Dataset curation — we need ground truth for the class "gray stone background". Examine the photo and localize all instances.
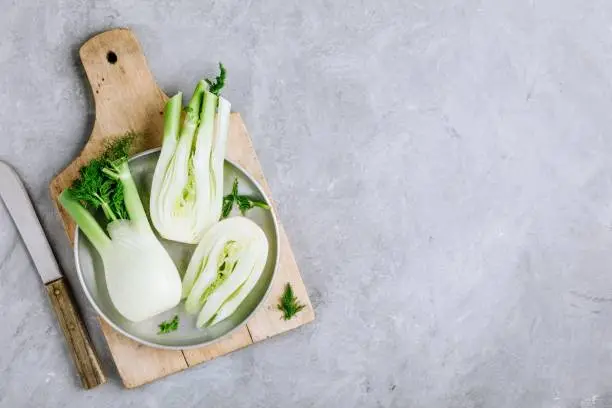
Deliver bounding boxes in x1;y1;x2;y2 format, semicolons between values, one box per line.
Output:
2;0;612;407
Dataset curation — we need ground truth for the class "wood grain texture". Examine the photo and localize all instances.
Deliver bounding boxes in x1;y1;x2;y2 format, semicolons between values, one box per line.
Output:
46;278;106;389
183;325;252;366
50;28;314;389
98;319;188;389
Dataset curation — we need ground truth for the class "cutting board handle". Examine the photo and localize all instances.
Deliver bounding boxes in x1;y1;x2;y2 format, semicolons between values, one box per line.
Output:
78;28;168;148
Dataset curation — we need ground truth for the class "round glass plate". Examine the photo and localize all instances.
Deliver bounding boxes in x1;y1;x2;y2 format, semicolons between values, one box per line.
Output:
74;148;279;349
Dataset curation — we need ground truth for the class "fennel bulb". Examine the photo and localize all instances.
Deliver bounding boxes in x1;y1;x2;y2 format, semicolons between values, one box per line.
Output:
59;139;182;322
150;66;231;243
182;217;269;327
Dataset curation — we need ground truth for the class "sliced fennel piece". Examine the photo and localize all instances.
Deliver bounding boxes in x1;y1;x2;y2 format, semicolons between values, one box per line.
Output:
60;159;182;323
150;78;231;244
182;217;269;327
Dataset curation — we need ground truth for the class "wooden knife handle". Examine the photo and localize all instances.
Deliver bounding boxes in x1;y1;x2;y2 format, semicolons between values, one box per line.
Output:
45;278;106;389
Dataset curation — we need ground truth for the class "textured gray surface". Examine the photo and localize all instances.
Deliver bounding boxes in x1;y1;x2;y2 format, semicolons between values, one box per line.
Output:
1;0;612;407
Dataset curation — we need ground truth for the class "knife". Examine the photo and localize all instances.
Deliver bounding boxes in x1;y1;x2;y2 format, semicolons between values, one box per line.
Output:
0;161;105;389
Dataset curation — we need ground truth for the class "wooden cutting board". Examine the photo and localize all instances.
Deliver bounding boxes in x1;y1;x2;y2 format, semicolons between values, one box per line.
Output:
49;28;315;388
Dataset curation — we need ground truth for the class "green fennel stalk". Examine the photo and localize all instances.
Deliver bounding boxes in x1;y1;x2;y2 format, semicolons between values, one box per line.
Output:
59;137;150;251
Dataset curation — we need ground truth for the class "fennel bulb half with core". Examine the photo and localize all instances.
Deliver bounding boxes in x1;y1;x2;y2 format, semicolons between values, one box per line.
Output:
59;138;182;322
150;65;231;244
182;216;269;328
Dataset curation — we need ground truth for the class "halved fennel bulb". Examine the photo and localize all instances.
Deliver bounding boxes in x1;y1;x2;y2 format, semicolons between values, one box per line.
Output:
150;80;231;244
182;217;269;327
60;160;182;322
102;221;182;322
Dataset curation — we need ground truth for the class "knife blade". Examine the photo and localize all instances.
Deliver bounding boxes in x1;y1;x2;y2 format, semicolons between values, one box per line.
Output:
0;162;62;283
0;161;105;389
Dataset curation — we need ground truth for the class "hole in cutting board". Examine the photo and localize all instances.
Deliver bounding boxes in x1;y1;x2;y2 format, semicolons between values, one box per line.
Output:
106;51;117;64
